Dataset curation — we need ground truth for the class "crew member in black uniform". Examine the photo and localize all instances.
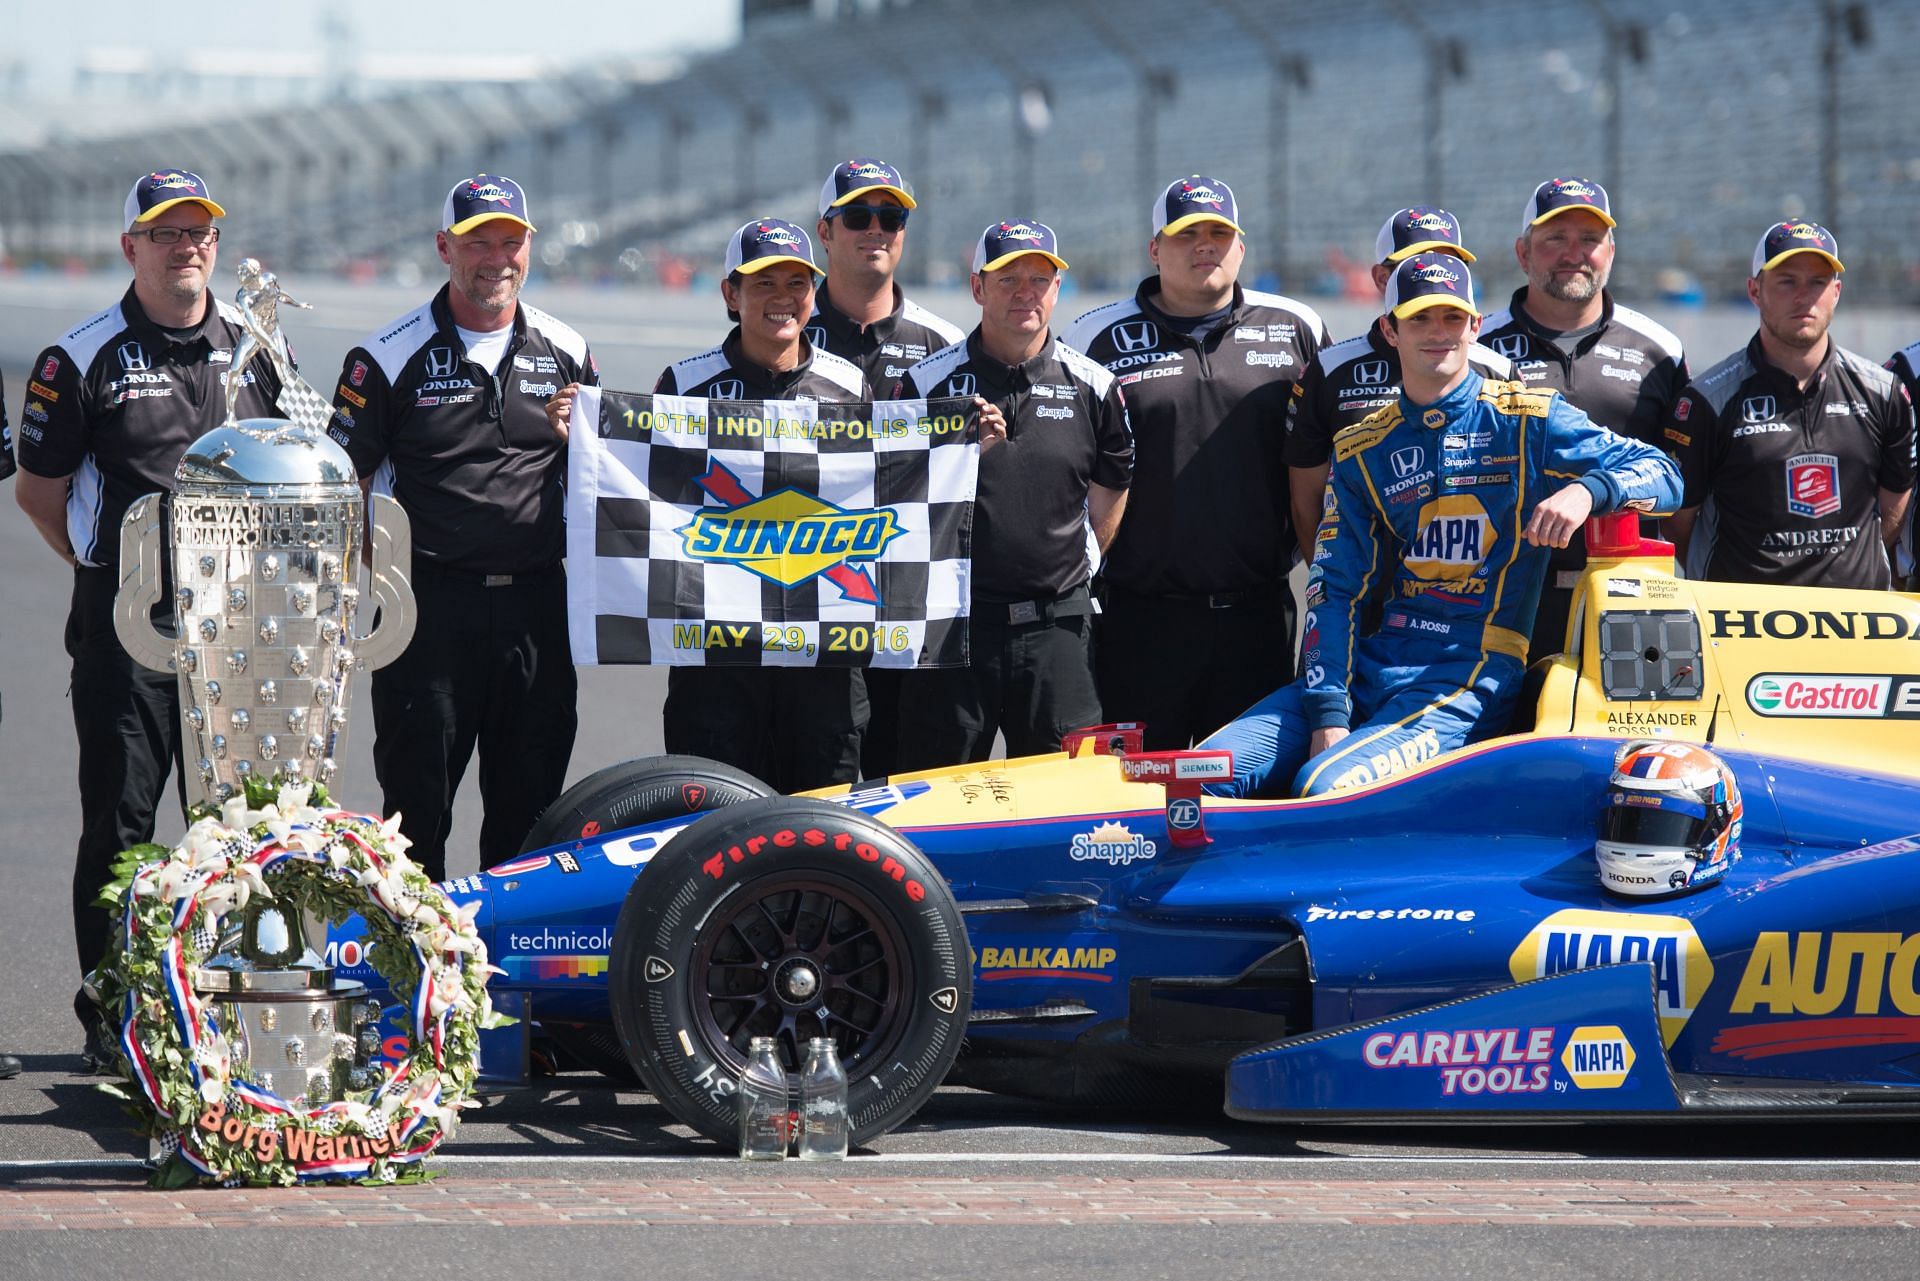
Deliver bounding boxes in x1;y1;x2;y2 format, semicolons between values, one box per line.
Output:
1065;176;1324;749
1883;338;1920;589
895;220;1133;767
1285;206;1508;564
654;218;871;792
328;175;595;881
1665;221;1914;590
1478;178;1688;657
807;159;963;778
1;375;24;1078
14;170;284;1068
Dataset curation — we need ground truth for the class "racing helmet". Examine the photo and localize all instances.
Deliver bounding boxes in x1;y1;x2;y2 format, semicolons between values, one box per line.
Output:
1595;742;1743;898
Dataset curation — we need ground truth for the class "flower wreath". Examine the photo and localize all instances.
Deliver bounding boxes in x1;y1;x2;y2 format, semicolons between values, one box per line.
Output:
92;777;500;1187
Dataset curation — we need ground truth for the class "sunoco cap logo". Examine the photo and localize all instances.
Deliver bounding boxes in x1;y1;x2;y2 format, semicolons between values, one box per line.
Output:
678;461;903;601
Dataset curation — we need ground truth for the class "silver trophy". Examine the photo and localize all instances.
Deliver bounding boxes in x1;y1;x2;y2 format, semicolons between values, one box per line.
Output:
113;260;416;808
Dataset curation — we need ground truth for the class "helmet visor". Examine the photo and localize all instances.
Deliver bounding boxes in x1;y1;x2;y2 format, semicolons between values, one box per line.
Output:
1602;792;1713;850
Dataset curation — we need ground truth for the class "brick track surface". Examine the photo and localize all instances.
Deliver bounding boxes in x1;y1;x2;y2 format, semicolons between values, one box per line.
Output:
4;1176;1920;1229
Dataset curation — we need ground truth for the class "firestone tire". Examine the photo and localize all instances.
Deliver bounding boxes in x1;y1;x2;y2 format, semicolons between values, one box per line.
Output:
518;754;773;855
517;756;773;1081
610;797;972;1149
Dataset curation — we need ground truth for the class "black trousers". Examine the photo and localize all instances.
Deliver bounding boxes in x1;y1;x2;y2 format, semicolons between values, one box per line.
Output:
663;666;867;794
858;666;903;778
67;567;187;1025
369;562;578;881
895;607;1102;771
1096;585;1297;751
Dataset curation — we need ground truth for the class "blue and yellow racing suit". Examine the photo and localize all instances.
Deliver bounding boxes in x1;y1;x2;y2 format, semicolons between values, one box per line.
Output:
1201;370;1682;797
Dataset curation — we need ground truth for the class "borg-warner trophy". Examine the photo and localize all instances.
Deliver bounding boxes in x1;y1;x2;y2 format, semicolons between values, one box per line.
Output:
111;260;417;1103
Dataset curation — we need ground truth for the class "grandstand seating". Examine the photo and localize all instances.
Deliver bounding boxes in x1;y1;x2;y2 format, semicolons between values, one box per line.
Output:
3;0;1916;301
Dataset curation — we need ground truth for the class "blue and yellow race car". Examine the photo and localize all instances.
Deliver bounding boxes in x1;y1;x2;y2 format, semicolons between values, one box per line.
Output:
331;517;1920;1146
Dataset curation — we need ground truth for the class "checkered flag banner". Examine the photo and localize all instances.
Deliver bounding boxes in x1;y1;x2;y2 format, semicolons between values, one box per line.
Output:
566;387;980;668
273;369;335;435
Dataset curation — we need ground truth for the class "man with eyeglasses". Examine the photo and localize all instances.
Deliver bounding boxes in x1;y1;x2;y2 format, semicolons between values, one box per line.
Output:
326;175;596;882
14;169;286;1071
809;159;964;778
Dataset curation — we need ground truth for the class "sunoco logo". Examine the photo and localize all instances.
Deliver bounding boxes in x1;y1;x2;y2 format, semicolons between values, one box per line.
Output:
1069;822;1158;866
1746;673;1892;717
679;462;903;600
1560;1025;1635;1089
1509;909;1712;1047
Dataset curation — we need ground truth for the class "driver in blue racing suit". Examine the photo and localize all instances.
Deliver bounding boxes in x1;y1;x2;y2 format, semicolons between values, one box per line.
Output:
1201;255;1682;798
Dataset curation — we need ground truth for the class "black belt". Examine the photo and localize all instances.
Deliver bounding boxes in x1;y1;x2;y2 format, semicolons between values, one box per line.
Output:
1108;584;1278;610
976;586;1093;624
415;559;560;588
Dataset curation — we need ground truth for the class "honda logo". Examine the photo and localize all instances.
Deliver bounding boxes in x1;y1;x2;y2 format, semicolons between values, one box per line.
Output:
1353;359;1391;386
1390;446;1424;479
1112;321;1160;353
425;347;458;378
116;342;149;372
1489;334;1529;361
709;379;746;401
804;325;827;347
943;373;976;398
1742;396;1776;424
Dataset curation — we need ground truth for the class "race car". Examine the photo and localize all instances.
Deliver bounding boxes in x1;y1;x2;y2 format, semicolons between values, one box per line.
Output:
329;515;1920;1145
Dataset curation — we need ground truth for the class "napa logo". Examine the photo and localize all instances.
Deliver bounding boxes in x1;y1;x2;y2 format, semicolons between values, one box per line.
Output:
1406;495;1497;579
1509;909;1712;1047
1560;1024;1636;1089
679;461;903;603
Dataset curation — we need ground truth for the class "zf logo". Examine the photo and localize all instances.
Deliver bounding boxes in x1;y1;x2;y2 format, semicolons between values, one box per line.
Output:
1352;359;1391;386
709;379;746;401
1742;395;1776;424
943;373;976;398
1112;321;1160;353
1489;334;1529;361
117;342;150;372
425;347;458;378
1391;446;1425;479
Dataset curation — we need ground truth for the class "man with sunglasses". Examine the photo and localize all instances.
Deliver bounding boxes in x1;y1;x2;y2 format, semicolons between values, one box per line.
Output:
327;175;596;882
809;159;964;778
14;169;286;1071
1066;176;1326;751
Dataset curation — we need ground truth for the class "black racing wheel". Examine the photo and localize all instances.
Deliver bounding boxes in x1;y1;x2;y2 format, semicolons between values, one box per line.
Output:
609;797;971;1147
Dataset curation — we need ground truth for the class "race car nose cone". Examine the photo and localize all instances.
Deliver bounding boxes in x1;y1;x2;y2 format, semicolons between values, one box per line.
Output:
776;957;821;1003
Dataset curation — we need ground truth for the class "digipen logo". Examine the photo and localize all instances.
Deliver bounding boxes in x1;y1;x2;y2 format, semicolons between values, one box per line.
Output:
709;379;746;401
942;373;976;398
1741;395;1776;425
1490;334;1529;361
117;342;150;372
1390;446;1425;479
678;461;903;602
1352;359;1391;386
1112;321;1160;354
425;347;458;378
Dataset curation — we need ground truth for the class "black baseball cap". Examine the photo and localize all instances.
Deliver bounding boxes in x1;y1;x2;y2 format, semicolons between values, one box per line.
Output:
724;218;823;276
819;158;916;216
1520;176;1615;233
1375;207;1474;264
1151;175;1242;239
1384;254;1480;319
124;170;226;228
1751;220;1844;275
443;174;536;235
972;219;1069;273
